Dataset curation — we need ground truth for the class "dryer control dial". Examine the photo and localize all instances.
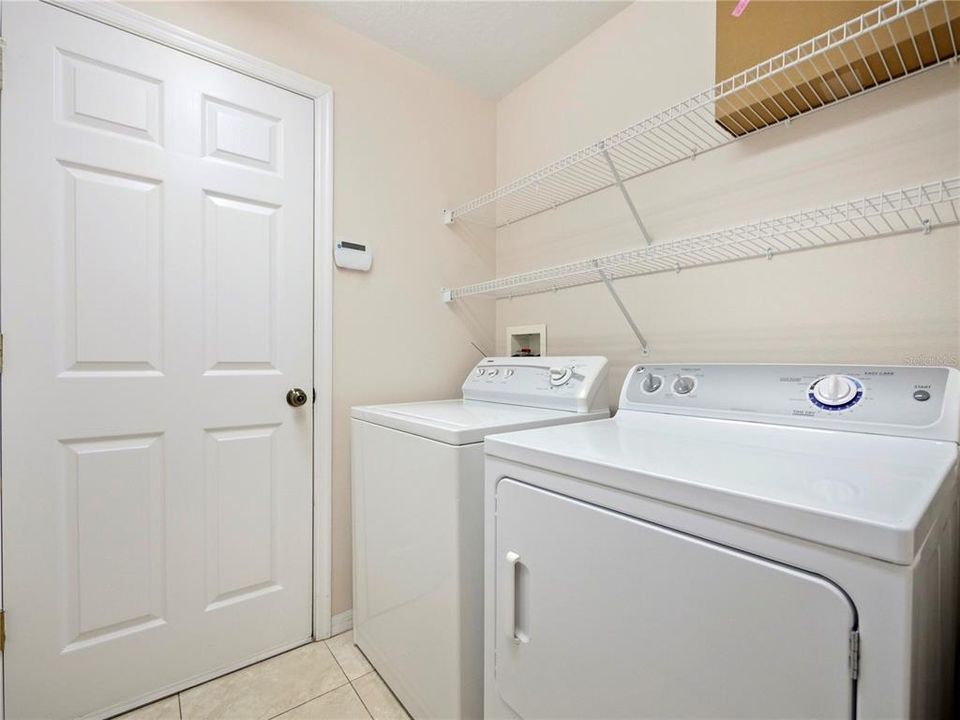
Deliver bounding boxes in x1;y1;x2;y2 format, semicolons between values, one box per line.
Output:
672;376;696;395
810;374;862;410
549;367;573;387
641;374;663;393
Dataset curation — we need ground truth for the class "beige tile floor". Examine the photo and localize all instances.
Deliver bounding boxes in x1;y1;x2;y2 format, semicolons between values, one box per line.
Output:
117;632;410;720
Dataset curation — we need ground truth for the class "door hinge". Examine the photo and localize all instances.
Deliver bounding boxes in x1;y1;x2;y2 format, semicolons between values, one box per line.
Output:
0;333;5;373
0;609;6;652
0;37;6;92
848;630;860;679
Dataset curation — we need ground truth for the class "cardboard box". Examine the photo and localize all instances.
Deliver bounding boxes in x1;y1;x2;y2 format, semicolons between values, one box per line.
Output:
715;0;960;136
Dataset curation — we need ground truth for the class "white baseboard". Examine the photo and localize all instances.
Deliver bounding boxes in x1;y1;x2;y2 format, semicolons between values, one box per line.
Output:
330;609;353;636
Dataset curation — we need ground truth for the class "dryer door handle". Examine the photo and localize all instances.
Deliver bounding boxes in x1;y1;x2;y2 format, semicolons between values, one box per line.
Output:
504;551;528;645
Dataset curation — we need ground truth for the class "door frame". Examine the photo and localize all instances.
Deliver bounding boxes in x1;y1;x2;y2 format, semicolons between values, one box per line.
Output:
1;0;336;654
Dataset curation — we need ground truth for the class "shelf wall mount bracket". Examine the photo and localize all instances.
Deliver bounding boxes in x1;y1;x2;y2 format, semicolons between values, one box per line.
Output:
595;261;649;355
602;146;653;245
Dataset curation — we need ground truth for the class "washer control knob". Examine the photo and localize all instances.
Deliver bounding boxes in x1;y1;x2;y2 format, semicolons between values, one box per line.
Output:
549;367;573;387
487;368;499;376
504;369;515;378
641;374;663;393
475;368;485;376
812;374;857;406
673;376;696;395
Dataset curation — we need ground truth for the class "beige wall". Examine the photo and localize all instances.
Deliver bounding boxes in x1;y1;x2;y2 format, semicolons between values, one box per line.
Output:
130;1;497;617
496;1;960;409
126;0;958;620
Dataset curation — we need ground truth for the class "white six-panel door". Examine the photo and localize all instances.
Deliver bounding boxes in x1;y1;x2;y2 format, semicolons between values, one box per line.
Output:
1;3;316;717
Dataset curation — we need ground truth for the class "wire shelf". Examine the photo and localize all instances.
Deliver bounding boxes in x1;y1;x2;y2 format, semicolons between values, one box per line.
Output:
442;178;960;301
443;0;960;228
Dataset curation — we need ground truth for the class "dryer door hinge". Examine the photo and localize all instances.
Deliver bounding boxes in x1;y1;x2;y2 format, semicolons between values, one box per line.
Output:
0;609;6;652
848;630;860;679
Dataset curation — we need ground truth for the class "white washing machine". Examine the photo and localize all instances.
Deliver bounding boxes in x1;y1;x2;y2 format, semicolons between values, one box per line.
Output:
483;364;960;720
351;356;610;719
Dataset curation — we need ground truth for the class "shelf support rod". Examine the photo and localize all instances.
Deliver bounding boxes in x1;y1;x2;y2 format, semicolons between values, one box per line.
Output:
602;148;653;245
595;262;649;355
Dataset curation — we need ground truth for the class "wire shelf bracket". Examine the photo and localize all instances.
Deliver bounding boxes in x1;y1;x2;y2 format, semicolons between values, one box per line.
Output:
602;146;653;244
441;178;960;326
596;262;650;354
441;0;960;229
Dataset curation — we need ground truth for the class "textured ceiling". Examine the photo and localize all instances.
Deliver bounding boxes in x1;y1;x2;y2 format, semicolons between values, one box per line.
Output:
314;1;632;98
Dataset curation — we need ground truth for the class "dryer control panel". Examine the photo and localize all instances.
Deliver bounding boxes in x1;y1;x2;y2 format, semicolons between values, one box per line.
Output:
463;356;609;414
620;364;960;441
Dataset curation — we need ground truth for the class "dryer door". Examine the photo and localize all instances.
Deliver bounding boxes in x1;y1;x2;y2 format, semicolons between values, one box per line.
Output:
493;479;857;720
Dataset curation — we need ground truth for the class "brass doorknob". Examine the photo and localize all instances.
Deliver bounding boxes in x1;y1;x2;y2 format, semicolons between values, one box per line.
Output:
286;388;308;407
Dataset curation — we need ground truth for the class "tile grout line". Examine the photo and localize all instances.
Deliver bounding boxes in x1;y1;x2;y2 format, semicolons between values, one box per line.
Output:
341;635;412;720
349;677;376;720
351;670;412;720
323;636;355;688
158;640;317;719
327;634;377;687
382;678;412;720
262;641;354;720
329;635;377;720
264;681;353;720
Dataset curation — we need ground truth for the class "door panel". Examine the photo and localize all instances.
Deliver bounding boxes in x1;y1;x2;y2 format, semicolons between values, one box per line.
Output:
58;50;164;144
1;3;315;717
204;424;281;609
203;193;280;372
63;163;163;373
202;96;281;171
494;479;856;720
64;433;166;651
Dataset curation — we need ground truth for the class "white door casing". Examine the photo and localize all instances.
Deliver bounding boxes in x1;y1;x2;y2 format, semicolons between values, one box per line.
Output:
0;2;334;718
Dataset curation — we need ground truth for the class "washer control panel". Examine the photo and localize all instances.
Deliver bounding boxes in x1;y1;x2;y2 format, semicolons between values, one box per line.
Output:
621;364;960;440
463;356;610;413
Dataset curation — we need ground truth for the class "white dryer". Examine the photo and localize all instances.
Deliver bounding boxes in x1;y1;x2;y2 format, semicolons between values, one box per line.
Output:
351;356;610;719
483;364;960;720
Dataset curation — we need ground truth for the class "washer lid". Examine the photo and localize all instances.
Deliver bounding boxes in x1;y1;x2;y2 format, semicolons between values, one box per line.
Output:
484;412;959;564
352;399;608;446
